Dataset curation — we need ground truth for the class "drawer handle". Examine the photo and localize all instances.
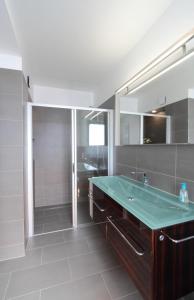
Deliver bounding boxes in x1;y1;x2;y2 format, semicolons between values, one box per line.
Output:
93;200;106;212
107;216;144;256
160;230;194;244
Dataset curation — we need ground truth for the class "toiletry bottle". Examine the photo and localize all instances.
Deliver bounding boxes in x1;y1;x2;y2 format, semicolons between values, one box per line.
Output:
143;173;149;186
179;182;189;203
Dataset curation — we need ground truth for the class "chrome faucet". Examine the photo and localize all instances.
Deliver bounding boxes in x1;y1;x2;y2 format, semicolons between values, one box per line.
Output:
131;171;149;185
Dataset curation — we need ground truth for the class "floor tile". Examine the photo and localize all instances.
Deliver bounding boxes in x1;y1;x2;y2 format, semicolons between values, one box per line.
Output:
184;292;194;299
6;259;70;299
42;240;89;263
0;249;41;274
27;231;64;249
86;236;109;251
0;273;10;300
101;266;137;299
43;221;72;233
8;291;40;300
118;292;143;300
63;225;102;242
68;248;119;280
41;273;111;300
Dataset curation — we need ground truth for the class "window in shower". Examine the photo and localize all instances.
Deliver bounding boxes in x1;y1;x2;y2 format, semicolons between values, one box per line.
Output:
89;124;105;146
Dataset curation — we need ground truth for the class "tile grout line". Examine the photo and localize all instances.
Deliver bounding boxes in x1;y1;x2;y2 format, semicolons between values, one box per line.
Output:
40;265;122;295
66;257;72;281
40;247;43;265
8;290;42;300
3;272;11;300
115;291;140;300
100;273;113;300
117;162;176;179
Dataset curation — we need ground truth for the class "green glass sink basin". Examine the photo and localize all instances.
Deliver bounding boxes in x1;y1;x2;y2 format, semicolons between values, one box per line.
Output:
89;175;194;229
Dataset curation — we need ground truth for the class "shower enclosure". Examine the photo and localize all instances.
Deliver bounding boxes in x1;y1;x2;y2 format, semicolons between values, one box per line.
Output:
27;104;113;236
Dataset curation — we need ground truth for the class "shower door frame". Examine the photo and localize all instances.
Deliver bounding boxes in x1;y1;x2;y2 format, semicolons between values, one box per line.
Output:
26;102;113;237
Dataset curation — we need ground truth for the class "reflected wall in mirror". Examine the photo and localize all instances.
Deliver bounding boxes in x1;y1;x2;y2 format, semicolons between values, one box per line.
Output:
118;48;194;145
120;112;170;145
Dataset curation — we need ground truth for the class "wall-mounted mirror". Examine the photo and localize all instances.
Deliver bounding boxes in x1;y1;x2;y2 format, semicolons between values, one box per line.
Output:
116;44;194;145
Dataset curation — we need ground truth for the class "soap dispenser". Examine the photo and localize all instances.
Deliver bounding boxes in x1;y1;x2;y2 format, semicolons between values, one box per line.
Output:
179;182;189;203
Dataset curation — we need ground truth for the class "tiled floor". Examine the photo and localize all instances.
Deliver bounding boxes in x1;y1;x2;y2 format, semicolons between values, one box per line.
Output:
0;225;193;300
34;202;91;234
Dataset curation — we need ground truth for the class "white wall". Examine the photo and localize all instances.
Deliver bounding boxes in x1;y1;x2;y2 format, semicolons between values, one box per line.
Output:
31;85;94;108
0;54;22;70
134;53;194;113
120;96;138;112
94;0;194;106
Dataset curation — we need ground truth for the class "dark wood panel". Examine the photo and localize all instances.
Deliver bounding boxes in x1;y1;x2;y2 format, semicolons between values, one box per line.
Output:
154;221;194;300
107;218;153;300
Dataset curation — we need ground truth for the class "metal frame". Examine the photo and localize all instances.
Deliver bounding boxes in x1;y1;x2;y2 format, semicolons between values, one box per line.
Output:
26;102;113;236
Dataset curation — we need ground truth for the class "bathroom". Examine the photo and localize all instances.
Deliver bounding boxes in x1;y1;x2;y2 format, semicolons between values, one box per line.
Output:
0;1;194;300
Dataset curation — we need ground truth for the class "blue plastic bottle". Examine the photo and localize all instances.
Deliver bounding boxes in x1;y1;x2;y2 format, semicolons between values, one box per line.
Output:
179;182;189;203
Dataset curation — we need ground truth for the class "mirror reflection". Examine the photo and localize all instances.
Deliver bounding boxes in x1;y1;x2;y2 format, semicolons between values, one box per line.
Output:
119;51;194;145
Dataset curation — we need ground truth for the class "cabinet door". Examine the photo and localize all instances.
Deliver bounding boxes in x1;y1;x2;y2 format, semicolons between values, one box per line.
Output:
107;216;153;300
154;222;194;300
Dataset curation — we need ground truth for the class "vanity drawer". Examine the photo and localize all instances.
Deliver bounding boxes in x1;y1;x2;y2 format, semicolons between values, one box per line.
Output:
123;210;152;251
154;221;194;300
92;186;123;224
107;216;153;300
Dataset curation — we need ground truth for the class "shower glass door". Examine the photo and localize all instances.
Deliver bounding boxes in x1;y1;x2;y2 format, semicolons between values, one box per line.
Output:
75;109;109;226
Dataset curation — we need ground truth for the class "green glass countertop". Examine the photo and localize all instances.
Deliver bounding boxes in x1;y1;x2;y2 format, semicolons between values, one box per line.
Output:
89;176;194;230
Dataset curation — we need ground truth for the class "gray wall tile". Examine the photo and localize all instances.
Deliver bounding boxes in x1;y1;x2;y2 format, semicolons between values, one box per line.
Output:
116;146;137;167
138;169;175;194
0;220;24;247
136;145;176;176
0;146;23;171
0;195;23;222
0;120;23;146
0;171;23;196
0;68;25;261
115;144;194;202
0;69;22;95
0;93;23;120
176;145;194;181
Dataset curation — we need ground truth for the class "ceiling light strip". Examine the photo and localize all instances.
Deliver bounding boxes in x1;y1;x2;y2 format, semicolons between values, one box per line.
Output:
84;111;95;119
126;49;194;95
116;29;194;94
90;111;102;120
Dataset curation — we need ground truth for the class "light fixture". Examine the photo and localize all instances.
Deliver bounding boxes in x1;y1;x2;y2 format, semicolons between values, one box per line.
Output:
127;49;194;95
84;111;94;119
90;111;102;120
152;110;157;114
116;29;194;95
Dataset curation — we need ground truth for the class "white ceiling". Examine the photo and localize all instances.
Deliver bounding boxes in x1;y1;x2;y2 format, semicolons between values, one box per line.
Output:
5;0;173;91
0;0;19;55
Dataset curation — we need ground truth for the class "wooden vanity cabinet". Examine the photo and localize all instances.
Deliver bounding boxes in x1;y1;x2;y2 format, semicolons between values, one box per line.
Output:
91;184;194;300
